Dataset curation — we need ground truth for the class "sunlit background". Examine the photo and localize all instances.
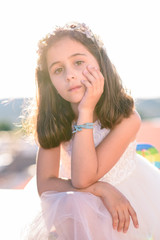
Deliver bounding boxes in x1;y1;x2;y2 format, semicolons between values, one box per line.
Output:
0;1;160;238
0;0;160;99
0;0;160;186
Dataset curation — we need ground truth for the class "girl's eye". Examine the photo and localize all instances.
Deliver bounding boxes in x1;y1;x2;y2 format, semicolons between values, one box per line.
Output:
54;68;63;75
75;61;84;66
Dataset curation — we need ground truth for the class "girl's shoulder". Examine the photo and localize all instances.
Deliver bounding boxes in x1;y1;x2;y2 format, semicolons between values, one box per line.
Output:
119;110;141;132
95;111;141;146
107;110;141;143
95;110;141;134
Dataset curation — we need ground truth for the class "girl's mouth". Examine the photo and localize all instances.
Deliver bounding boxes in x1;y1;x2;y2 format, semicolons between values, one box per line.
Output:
68;85;82;91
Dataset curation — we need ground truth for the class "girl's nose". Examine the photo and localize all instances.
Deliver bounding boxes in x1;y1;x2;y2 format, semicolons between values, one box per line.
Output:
66;69;77;81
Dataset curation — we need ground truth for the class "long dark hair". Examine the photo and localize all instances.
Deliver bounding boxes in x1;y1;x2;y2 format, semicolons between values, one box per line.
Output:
25;23;134;149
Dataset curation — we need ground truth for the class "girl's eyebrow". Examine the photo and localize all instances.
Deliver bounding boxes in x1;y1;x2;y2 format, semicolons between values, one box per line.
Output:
49;53;87;70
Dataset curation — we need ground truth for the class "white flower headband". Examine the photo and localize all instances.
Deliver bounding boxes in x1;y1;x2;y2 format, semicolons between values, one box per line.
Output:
56;22;95;42
37;22;104;70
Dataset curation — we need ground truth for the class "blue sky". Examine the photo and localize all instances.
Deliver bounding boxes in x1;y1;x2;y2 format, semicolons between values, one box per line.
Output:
0;0;160;99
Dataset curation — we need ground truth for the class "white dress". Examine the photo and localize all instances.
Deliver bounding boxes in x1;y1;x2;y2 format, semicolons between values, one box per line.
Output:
23;120;160;240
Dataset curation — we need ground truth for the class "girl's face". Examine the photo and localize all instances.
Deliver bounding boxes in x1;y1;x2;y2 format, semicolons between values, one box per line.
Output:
46;37;100;107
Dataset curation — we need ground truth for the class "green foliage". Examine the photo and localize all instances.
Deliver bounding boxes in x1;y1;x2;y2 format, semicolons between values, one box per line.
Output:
0;121;13;131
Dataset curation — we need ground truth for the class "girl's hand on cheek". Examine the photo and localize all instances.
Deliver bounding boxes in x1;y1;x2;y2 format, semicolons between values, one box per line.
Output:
78;65;104;113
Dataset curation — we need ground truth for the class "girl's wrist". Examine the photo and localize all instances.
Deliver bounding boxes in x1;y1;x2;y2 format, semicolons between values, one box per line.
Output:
89;181;107;198
78;108;94;115
77;110;94;125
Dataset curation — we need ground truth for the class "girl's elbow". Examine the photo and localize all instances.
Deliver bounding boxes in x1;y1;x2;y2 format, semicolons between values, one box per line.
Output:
71;178;84;189
71;176;95;189
37;186;45;197
37;179;49;197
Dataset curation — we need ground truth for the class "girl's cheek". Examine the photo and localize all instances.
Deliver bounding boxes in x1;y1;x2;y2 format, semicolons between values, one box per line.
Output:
50;76;58;87
81;64;88;73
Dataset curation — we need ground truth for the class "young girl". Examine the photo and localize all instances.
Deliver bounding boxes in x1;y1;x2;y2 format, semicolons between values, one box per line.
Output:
25;22;160;239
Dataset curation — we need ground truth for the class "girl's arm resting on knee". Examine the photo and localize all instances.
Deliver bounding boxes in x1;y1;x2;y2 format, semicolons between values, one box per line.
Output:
37;145;100;195
37;146;139;233
71;110;141;188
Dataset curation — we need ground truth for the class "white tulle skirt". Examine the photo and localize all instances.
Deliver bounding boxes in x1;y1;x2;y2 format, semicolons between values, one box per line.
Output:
21;154;160;240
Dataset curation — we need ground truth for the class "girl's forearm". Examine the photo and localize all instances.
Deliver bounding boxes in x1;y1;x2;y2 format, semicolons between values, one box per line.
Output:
38;176;104;197
38;176;139;233
71;111;98;188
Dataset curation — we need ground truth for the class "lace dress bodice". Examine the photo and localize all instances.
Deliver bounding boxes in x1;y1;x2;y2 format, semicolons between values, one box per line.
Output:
60;120;137;185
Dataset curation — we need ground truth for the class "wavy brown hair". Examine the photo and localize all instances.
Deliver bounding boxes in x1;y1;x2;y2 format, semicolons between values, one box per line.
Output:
25;23;134;149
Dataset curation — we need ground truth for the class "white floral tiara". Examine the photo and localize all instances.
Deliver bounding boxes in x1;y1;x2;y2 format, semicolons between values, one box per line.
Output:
55;22;95;42
37;22;104;70
38;22;103;52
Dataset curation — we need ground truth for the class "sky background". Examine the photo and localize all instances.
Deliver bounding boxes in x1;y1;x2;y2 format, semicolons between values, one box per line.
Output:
0;0;160;99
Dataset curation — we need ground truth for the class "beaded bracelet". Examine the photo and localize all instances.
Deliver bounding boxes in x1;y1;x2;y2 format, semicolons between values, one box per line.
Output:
72;123;94;133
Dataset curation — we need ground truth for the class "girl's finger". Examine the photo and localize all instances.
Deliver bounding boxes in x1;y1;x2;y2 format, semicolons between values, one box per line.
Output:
87;66;104;92
81;79;92;89
123;208;130;233
117;209;125;232
109;209;119;230
128;205;139;229
87;65;100;81
93;66;104;83
83;68;97;85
